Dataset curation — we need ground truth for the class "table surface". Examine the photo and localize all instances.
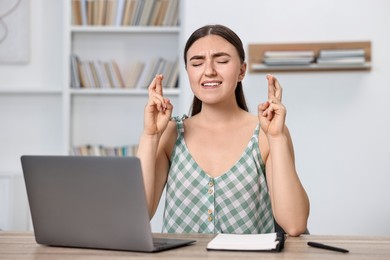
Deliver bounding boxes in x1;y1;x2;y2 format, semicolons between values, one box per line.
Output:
1;232;390;259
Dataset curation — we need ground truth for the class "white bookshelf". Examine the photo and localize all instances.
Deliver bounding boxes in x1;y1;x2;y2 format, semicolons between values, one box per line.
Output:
64;1;181;155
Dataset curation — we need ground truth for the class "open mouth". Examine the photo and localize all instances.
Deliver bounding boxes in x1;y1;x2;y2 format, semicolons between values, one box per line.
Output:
201;81;222;88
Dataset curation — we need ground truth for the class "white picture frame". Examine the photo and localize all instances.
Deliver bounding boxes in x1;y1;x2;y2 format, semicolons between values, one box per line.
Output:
0;0;29;64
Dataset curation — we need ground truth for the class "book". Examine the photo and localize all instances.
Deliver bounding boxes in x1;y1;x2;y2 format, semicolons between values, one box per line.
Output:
70;54;81;88
72;0;82;25
131;0;145;25
316;56;366;66
101;62;113;87
319;48;365;58
122;0;137;25
70;144;139;156
80;0;88;25
263;50;315;58
114;0;126;26
148;0;161;25
125;61;145;88
105;0;117;25
80;61;95;87
138;0;156;25
162;0;178;26
95;0;107;25
96;60;111;88
165;58;178;88
106;60;125;88
86;0;94;25
206;232;285;252
263;56;314;66
262;50;315;66
89;61;101;87
137;57;162;88
155;0;169;25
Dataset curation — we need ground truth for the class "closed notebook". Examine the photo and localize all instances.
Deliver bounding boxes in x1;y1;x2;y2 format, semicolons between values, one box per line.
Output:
206;232;285;252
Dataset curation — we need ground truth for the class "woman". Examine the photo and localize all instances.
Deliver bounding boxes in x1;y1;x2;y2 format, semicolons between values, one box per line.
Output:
137;24;309;236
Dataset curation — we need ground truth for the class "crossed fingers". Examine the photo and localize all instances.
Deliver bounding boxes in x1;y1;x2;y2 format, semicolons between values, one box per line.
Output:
267;74;282;102
148;74;168;112
260;74;285;120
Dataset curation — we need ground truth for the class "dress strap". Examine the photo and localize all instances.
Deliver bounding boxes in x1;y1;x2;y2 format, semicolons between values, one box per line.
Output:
171;115;188;136
254;123;260;136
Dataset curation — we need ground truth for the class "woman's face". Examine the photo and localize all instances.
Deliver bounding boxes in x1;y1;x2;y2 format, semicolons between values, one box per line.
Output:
186;35;246;106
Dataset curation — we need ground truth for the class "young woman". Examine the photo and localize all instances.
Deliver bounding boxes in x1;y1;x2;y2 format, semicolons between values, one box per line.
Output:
137;24;309;236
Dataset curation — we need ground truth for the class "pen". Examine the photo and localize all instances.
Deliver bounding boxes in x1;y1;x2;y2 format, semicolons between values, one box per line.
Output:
307;241;349;253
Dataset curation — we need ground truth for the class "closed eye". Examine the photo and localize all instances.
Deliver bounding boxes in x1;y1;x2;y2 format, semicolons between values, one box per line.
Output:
191;62;203;67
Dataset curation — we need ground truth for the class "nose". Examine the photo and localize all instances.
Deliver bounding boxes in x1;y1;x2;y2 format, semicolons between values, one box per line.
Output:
204;60;217;77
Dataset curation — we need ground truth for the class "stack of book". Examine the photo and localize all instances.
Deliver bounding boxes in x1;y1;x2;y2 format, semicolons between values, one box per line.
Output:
70;54;178;89
70;144;139;156
137;57;179;89
316;49;366;66
71;0;180;26
262;50;315;66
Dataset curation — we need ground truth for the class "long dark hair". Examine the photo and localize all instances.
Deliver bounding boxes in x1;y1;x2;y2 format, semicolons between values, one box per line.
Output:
183;24;248;116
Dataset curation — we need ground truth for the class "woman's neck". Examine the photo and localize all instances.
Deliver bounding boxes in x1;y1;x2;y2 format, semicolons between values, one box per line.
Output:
195;100;248;127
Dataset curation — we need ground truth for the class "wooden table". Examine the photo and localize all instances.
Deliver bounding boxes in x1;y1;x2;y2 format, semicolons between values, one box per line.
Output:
1;232;390;259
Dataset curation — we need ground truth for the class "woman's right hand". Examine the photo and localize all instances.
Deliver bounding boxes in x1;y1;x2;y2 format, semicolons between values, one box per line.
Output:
144;74;173;136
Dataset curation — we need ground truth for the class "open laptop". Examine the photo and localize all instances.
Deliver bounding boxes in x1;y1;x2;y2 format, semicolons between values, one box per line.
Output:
21;155;195;252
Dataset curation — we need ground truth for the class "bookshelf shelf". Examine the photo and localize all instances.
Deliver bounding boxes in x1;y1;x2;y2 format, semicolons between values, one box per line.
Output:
70;88;180;96
0;89;62;95
71;26;180;33
248;41;371;73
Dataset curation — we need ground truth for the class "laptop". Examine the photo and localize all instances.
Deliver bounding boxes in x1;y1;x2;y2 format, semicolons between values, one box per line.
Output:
21;155;195;252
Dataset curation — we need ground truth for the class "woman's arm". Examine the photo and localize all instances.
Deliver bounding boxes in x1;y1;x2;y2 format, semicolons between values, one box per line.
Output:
258;75;310;236
263;127;309;236
136;75;173;218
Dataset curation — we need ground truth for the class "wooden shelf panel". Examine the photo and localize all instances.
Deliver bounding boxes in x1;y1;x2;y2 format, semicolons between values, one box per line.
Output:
251;62;371;72
248;41;371;72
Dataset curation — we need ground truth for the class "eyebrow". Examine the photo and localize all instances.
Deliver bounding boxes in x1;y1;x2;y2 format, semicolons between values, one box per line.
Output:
189;52;231;61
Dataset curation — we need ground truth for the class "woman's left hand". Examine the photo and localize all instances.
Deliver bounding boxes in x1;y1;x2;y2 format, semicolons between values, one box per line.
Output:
258;74;287;138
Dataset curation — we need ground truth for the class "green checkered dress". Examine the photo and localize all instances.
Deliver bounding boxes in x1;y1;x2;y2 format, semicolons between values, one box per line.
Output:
162;116;275;234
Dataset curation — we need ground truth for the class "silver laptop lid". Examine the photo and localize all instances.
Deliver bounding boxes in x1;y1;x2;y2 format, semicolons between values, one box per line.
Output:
21;155;155;251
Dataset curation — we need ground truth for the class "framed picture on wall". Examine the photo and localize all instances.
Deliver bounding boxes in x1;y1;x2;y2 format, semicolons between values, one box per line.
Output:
0;0;29;64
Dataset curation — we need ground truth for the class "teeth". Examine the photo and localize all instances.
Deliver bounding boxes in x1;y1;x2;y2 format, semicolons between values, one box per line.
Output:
203;82;220;86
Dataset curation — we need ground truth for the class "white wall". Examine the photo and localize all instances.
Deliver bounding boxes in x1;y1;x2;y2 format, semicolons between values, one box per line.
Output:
176;0;390;235
0;0;63;231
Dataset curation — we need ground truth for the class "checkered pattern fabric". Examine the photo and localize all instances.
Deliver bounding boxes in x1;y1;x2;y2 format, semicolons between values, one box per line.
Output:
162;116;275;234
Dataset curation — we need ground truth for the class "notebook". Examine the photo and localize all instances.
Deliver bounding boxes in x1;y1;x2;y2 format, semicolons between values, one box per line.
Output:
21;155;195;252
207;232;285;252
